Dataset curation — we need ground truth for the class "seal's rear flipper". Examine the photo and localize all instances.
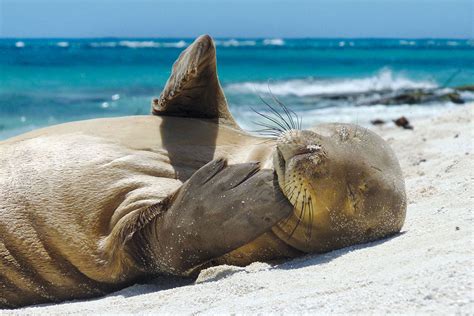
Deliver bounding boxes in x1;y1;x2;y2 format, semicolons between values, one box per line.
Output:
151;35;239;128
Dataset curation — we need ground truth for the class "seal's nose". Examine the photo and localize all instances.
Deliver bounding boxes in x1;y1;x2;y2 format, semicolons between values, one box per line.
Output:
276;129;328;163
276;130;303;162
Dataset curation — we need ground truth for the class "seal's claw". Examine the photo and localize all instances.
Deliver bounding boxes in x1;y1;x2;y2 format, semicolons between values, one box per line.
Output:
191;157;227;185
211;161;261;190
152;160;292;275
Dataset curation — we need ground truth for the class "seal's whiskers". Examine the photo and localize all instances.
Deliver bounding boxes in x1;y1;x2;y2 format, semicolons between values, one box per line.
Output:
288;190;306;239
250;90;302;138
305;197;314;241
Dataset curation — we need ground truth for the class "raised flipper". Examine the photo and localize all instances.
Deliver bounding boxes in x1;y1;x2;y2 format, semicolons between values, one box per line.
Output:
151;35;239;128
127;159;293;276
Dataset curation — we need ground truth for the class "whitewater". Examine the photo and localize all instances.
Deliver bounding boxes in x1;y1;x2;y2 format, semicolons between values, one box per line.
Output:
1;38;473;138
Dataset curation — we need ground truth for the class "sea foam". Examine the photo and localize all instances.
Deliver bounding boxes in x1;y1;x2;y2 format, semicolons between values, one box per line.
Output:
234;102;457;131
263;38;285;46
161;40;187;48
214;39;257;47
57;42;69;48
89;41;188;48
119;41;160;48
225;69;437;97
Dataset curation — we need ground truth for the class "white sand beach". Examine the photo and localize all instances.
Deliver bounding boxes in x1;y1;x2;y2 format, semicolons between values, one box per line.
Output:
4;104;473;315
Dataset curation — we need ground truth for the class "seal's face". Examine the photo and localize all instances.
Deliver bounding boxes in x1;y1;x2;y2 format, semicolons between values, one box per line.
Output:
272;127;406;253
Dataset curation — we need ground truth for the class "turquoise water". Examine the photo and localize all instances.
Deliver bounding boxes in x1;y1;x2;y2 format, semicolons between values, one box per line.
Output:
1;38;473;138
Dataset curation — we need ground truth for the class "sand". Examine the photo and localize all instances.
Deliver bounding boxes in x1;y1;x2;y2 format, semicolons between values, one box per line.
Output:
3;104;473;315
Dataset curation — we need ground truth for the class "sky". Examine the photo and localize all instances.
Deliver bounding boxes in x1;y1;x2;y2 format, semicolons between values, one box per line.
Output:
0;0;472;39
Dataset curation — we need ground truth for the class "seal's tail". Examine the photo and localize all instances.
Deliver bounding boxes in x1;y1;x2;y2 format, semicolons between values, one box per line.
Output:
151;35;238;128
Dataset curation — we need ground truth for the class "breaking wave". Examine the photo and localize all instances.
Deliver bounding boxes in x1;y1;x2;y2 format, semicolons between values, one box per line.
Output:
225;69;437;97
57;41;69;48
6;38;473;50
263;38;285;46
214;39;257;47
89;40;188;48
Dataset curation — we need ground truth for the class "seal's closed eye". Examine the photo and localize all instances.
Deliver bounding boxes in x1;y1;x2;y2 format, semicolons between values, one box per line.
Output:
271;125;406;253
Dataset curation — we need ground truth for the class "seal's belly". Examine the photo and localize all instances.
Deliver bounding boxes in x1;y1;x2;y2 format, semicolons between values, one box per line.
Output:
0;133;183;307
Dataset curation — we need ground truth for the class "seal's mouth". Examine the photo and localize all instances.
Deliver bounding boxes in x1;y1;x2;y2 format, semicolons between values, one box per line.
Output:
274;142;320;192
272;144;318;245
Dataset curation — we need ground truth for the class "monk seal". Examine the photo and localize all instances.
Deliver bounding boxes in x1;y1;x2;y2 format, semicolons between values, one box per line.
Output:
0;35;406;308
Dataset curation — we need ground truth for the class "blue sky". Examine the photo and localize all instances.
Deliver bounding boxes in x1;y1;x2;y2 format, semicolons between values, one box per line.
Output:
1;0;472;38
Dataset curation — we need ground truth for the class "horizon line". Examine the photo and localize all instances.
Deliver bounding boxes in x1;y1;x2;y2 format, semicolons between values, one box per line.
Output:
0;36;472;40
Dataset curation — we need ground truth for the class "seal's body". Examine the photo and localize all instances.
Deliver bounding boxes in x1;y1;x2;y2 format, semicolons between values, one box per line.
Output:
0;35;406;308
0;116;287;307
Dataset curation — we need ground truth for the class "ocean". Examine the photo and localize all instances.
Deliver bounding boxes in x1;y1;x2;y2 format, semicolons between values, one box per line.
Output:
0;38;473;139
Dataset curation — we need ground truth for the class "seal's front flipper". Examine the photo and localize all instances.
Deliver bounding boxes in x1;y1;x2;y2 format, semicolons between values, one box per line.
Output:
151;159;293;275
151;35;238;128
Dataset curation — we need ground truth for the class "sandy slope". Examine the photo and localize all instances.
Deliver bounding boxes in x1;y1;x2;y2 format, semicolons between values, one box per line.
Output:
5;104;473;315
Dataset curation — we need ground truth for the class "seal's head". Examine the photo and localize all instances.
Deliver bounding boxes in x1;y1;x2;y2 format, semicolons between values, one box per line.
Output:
272;125;406;253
